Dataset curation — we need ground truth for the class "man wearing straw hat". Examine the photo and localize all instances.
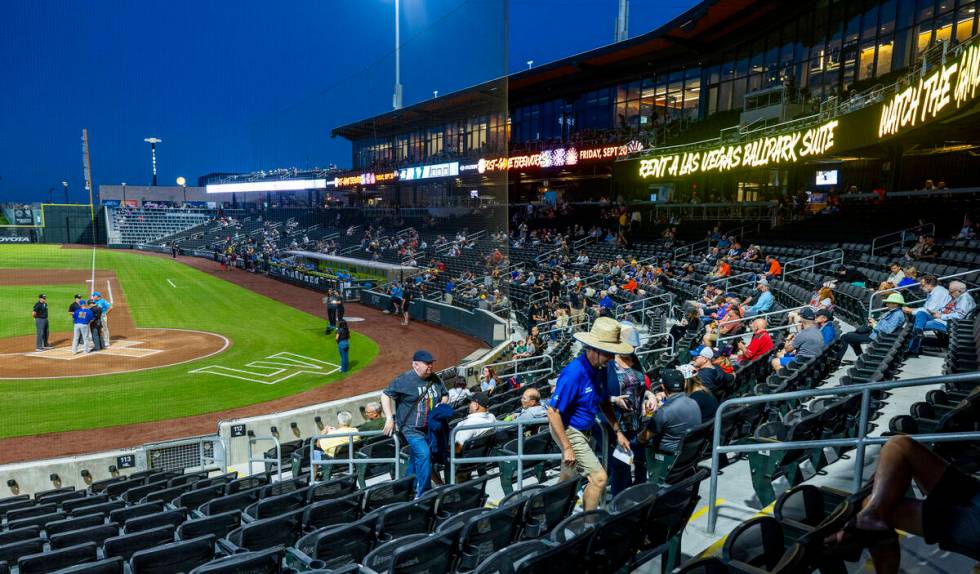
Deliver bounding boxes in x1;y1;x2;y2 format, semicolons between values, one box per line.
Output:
547;316;634;510
836;292;907;360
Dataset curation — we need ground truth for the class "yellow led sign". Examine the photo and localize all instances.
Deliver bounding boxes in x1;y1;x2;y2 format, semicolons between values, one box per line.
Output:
879;40;980;138
637;120;839;179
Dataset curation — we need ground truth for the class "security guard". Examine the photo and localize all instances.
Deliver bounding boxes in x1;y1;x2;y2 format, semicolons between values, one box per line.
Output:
32;294;49;351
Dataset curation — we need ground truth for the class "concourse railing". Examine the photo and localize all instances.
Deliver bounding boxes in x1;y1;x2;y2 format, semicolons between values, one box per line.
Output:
706;371;980;534
870;222;935;256
483;354;555;380
307;430;402;482
715;304;811;345
246;435;283;484
781;248;844;278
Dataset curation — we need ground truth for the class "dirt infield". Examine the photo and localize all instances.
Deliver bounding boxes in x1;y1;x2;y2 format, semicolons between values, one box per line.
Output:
0;270;228;378
0;253;484;464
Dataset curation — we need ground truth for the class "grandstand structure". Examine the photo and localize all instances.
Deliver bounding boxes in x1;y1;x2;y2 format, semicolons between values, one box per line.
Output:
3;0;980;573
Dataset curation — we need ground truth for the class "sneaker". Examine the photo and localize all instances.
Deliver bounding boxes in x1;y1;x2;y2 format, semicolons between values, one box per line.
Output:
35;348;43;352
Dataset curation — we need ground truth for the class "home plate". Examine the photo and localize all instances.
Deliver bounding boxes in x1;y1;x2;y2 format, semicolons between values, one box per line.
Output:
28;340;163;360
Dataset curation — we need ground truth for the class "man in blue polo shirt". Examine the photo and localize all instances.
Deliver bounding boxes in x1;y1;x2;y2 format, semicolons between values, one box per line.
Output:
548;317;633;510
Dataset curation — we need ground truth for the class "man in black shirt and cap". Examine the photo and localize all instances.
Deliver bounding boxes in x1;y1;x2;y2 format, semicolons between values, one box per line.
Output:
68;294;83;350
381;350;448;498
32;294;49;352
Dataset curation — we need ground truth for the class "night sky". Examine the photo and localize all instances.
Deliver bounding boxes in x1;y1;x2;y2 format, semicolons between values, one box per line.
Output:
0;0;698;202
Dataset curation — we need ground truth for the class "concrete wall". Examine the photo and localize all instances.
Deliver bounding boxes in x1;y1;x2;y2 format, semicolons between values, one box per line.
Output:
99;185;236;205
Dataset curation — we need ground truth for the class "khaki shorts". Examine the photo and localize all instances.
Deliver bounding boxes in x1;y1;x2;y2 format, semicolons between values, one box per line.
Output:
551;426;603;478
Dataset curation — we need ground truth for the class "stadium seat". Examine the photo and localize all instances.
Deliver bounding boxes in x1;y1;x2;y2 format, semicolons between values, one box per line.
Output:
103;525;177;561
187;547;283;574
302;492;362;531
470;540;550;574
18;541;98;574
49;523;120;549
289;521;374;571
219;509;302;552
49;556;125;574
128;535;215;574
175;510;241;541
122;508;187;533
515;479;580;539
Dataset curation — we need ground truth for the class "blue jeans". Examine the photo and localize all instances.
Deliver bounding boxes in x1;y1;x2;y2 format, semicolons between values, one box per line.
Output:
908;311;947;353
338;340;349;372
402;429;431;498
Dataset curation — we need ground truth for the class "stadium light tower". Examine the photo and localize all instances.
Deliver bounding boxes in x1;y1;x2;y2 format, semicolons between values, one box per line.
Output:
61;180;69;204
144;137;162;186
177;176;187;204
392;0;403;109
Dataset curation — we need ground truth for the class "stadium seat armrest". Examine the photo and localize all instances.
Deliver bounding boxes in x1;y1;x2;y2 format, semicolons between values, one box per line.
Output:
283;547;316;570
214;537;238;555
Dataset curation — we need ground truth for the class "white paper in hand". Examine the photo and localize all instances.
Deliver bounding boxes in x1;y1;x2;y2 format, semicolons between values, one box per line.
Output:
612;445;633;466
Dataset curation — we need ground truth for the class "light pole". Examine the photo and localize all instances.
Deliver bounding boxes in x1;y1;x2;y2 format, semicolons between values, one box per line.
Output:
61;181;69;204
392;0;403;109
121;182;127;206
177;176;187;205
48;187;54;204
144;137;162;186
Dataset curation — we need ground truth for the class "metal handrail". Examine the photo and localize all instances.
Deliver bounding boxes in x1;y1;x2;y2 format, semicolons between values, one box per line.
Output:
484;354;554;376
307;430;402;482
448;418;610;490
247;435;283;484
706;371;980;533
718;322;798;344
865;268;980;320
782;248;844;277
635;333;675;357
870;223;935;256
613;293;673;315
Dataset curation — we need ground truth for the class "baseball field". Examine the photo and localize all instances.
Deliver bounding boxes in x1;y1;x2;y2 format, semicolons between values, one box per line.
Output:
0;244;379;440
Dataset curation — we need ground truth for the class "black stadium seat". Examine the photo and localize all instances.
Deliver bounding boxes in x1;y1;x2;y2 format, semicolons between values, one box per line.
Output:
49;523;120;550
129;535;215;574
188;547;284;574
18;541;98;574
103;525;177;561
176;510;241;541
48;556;125;574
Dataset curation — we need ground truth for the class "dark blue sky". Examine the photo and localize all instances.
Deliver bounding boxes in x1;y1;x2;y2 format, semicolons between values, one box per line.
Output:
0;0;698;202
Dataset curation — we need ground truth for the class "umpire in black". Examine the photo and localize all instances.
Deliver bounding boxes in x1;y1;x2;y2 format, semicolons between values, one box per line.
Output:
33;294;49;352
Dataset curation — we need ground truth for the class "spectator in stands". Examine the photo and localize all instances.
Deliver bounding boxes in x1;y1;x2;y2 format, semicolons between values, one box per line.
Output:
606;324;652;495
357;402;385;432
743;283;774;317
836;264;868;287
598;290;615;315
824;435;980;567
547;317;633;511
772;308;825;371
382;350;448;498
816;309;838;345
506;388;548;421
765;255;782;278
692;347;733;394
898;266;919;288
902;275;951;350
907;235;940;260
907;280;976;355
677;364;717;423
836;293;907;360
447;377;472;406
736;318;774;365
638;368;701;457
479;367;499;395
886;262;906;286
453;392;497;453
316;411;359;456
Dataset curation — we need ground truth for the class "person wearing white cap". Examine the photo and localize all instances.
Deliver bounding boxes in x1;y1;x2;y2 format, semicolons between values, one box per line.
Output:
547;317;634;511
691;346;733;395
677;363;718;423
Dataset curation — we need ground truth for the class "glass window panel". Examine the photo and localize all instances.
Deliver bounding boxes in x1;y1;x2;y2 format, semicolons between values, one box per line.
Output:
862;4;879;41
935;11;953;43
880;0;897;35
858;40;876;80
937;0;953;15
684;75;700;119
718;80;732;112
917;0;935;22
956;5;975;42
917;19;935;55
732;77;747;109
707;85;719;116
876;32;895;75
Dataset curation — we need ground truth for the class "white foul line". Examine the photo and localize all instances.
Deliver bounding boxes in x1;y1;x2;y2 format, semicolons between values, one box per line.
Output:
167;279;177;288
106;279;114;304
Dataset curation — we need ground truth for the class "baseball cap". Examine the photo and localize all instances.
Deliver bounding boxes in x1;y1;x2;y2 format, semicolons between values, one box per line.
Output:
74;294;82;299
815;309;833;320
661;369;686;392
698;347;715;360
87;299;96;305
412;350;435;363
92;291;102;297
38;293;46;298
470;392;491;409
799;308;816;321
